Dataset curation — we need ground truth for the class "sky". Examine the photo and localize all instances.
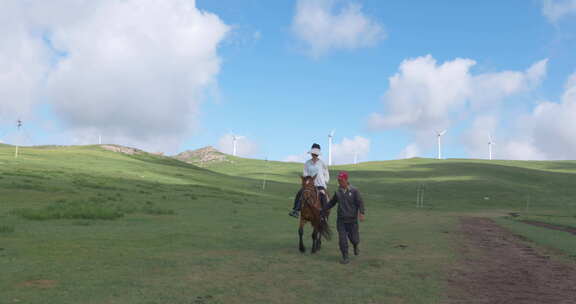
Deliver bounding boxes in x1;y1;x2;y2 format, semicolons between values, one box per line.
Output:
1;0;576;163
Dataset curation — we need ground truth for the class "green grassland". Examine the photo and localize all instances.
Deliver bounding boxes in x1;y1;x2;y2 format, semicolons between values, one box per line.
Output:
1;144;576;303
496;218;576;259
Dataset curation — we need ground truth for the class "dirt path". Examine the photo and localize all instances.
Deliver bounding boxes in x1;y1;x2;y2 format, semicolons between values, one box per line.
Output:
447;217;576;304
521;220;576;235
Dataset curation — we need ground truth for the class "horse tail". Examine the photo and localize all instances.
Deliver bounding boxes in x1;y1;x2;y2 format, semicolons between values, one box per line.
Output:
318;218;332;241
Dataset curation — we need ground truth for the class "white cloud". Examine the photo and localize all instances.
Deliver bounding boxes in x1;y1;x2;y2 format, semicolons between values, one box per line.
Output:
521;72;576;159
461;115;499;159
500;140;548;160
398;143;420;159
478;71;576;161
368;55;475;131
0;1;52;122
542;0;576;23
291;0;385;57
369;55;548;132
0;0;229;153
470;59;548;110
217;134;258;157
283;153;308;163
368;55;547;158
332;136;370;164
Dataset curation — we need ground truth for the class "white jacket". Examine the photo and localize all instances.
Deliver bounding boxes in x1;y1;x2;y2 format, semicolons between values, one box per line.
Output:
303;158;330;189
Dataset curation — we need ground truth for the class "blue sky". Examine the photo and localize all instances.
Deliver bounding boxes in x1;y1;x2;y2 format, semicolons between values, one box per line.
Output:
1;0;576;163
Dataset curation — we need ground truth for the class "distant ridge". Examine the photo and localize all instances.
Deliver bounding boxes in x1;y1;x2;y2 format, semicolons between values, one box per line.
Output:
174;146;230;166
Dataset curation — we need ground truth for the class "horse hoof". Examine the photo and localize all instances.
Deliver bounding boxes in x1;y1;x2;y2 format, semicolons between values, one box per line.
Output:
299;247;306;253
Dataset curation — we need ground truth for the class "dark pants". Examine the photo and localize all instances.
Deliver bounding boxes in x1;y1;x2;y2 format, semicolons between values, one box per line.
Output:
337;218;359;256
292;186;327;212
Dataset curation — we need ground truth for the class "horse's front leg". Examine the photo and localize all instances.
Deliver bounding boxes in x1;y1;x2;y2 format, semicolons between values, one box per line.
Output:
298;221;305;253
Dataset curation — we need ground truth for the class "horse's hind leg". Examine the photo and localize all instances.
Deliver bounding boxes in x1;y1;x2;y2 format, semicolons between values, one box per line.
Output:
311;230;319;254
298;222;305;253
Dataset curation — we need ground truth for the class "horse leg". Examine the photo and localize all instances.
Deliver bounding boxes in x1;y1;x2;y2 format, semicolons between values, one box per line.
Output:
311;229;319;254
298;220;305;253
311;230;316;253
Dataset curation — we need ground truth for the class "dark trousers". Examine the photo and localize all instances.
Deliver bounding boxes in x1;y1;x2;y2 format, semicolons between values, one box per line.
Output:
337;218;359;256
292;187;327;211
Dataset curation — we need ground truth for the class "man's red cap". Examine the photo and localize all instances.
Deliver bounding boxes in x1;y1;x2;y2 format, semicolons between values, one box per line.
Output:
337;171;349;180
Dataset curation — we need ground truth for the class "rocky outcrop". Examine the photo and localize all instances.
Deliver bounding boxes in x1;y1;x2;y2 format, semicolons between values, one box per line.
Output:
100;144;144;155
174;146;229;165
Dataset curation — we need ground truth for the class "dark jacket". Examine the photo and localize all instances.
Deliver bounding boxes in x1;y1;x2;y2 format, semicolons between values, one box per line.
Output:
327;185;365;222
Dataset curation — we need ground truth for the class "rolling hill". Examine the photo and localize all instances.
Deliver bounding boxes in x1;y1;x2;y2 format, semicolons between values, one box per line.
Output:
1;144;575;303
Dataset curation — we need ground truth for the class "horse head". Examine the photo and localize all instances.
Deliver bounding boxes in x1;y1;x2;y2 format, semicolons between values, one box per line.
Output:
301;174;317;189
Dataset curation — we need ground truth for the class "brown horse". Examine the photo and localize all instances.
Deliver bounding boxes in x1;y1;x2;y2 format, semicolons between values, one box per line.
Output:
298;175;331;253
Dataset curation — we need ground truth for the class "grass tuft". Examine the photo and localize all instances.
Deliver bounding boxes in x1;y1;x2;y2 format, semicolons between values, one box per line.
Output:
141;201;175;215
13;199;124;220
0;224;15;233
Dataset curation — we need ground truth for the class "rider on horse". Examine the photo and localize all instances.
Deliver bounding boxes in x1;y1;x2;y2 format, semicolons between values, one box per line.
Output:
289;143;330;218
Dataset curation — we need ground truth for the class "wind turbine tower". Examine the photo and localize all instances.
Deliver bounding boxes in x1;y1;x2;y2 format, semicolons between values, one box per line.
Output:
232;135;238;157
15;119;22;158
328;130;334;166
488;134;495;160
435;130;447;160
231;133;245;157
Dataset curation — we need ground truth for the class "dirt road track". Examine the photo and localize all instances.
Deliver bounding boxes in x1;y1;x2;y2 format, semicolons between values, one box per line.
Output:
521;220;576;235
446;217;576;304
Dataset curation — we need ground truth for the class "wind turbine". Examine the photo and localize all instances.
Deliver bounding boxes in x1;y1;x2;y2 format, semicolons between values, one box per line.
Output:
434;129;447;160
488;134;495;160
15;119;22;158
232;135;238;156
231;133;245;157
328;129;335;166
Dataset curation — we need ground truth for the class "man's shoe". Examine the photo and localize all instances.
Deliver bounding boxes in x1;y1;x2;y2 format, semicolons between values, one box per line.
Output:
353;245;359;256
340;255;350;264
288;210;299;218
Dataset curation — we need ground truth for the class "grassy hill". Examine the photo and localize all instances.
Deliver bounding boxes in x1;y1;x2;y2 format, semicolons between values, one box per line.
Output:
207;155;576;213
1;144;575;303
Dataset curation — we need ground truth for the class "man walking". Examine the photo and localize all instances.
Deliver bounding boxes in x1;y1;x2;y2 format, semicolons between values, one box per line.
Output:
326;171;365;264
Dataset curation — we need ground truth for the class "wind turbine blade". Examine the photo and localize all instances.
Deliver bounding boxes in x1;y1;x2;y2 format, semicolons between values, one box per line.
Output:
440;130;447;136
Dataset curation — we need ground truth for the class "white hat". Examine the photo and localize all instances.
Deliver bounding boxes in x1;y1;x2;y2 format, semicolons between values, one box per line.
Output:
308;143;321;156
